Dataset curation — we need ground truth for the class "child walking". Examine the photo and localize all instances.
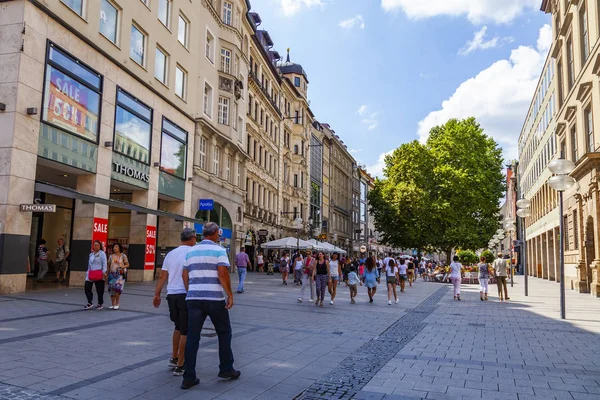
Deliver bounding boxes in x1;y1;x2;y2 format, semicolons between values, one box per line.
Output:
347;266;361;304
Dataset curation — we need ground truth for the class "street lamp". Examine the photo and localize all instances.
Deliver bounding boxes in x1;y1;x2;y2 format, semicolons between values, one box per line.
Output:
548;158;576;320
516;198;531;296
294;217;303;252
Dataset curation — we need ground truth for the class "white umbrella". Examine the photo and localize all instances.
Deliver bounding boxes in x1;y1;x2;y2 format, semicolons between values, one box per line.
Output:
306;239;331;251
319;241;347;255
261;237;315;250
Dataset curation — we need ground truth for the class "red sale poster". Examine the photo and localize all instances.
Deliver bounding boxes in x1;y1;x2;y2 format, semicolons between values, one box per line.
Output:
92;218;109;251
145;226;156;270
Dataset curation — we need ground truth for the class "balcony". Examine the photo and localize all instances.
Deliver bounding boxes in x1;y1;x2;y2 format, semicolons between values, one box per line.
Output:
249;71;281;116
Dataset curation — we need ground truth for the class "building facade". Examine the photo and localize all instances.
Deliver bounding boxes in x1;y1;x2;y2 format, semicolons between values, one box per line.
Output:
539;0;600;296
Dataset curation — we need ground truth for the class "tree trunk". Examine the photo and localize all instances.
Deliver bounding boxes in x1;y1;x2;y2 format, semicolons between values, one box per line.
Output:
445;249;452;264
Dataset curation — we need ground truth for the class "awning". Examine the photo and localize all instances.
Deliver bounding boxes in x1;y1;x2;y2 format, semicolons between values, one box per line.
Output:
35;181;202;224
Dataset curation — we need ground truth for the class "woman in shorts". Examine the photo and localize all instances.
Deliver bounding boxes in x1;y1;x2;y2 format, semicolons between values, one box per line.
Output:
385;259;399;305
362;257;380;303
327;253;342;305
398;258;408;293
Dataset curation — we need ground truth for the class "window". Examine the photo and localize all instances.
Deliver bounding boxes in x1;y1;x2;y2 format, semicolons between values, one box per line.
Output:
130;24;146;66
223;1;233;25
114;88;152;164
175;65;186;99
204;82;213;117
573;210;579;249
220;48;231;74
294;144;299;154
218;97;229;125
205;30;214;63
154;47;168;84
237;162;241;186
199;136;207;170
294;77;300;87
294;174;298;187
585;106;594;152
178;14;189;48
158;0;171;28
160;118;187;179
232;102;238;130
61;0;83;16
567;35;574;91
571;125;578;162
213;146;220;175
99;0;118;44
42;44;102;143
564;214;569;251
580;3;589;63
226;155;231;182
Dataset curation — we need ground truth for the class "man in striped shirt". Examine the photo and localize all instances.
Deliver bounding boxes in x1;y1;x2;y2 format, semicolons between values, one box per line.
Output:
181;222;240;390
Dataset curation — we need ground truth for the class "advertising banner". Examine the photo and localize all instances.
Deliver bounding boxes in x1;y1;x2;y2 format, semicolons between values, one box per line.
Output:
145;226;157;270
92;218;109;251
43;67;99;141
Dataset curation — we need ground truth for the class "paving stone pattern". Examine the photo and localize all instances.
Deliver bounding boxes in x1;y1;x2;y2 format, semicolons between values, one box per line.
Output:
295;287;448;400
0;383;68;400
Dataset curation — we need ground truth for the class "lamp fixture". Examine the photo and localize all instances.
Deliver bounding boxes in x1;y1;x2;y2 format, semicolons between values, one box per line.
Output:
104;141;113;147
0;102;6;111
26;107;37;115
153;162;160;167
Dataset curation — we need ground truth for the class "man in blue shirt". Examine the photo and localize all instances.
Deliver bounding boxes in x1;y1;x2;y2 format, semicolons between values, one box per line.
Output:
181;222;240;389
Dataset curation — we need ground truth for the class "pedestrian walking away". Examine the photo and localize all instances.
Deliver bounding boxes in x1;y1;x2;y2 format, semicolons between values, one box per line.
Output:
234;247;251;293
257;252;264;272
54;238;70;283
107;243;129;310
493;253;510;301
478;256;490;301
398;258;408;293
181;222;240;390
84;240;107;310
407;257;415;286
153;228;196;376
347;266;362;304
280;252;290;285
385;259;399;305
449;255;462;301
362;256;380;303
327;252;342;305
298;251;315;303
312;251;329;307
293;252;304;285
36;239;49;282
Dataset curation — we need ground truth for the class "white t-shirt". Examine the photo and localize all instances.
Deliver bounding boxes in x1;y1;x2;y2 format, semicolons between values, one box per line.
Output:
162;245;191;295
385;265;398;277
450;262;462;279
294;255;304;270
383;257;393;269
257;255;264;264
329;260;340;276
398;264;408;275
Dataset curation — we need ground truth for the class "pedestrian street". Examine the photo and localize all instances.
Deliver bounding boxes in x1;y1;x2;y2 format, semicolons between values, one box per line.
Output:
0;275;599;400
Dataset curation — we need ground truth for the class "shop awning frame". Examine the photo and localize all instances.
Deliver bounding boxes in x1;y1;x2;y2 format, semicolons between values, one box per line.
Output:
35;181;203;225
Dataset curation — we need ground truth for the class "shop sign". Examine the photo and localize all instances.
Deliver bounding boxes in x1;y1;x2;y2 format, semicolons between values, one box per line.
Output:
92;217;108;251
199;199;214;210
145;226;156;270
258;229;268;236
20;204;56;212
113;162;150;183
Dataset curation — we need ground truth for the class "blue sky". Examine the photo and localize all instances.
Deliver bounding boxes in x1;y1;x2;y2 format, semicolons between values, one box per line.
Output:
248;0;551;176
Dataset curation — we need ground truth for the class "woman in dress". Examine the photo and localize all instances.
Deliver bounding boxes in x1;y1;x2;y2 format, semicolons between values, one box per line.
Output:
257;252;264;273
327;252;342;305
449;255;462;301
477;256;490;301
280;252;290;285
385;258;399;305
84;240;107;310
362;256;380;303
107;243;129;310
312;251;329;307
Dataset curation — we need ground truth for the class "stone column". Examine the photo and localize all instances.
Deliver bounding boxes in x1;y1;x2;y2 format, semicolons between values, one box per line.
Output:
127;189;157;282
590;182;600;297
542;232;549;280
575;194;588;292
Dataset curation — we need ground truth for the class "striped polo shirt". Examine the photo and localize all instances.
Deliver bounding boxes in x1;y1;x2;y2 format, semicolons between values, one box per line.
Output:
183;240;230;301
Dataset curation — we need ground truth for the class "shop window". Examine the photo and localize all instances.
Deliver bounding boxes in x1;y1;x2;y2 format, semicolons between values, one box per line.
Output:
99;0;119;44
160;118;187;179
114;88;152;164
42;43;103;143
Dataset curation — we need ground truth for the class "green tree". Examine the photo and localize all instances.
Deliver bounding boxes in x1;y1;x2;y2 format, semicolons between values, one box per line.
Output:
481;249;496;264
456;249;478;265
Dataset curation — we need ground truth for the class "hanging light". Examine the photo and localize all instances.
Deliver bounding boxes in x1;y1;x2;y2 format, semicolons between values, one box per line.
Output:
548;159;575;175
516;198;531;209
517;208;532;218
548;175;576;192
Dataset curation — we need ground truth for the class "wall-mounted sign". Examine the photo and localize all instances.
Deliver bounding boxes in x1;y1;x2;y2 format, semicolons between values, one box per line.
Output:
145;226;156;270
20;204;56;212
92;217;108;251
199;199;214;211
113;162;149;183
258;229;268;236
360;245;367;253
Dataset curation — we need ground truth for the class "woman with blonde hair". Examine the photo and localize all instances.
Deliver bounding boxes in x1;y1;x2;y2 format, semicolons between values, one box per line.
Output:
107;243;129;310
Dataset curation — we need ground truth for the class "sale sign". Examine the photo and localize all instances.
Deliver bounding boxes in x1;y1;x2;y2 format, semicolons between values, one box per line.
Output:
145;226;157;270
92;218;109;251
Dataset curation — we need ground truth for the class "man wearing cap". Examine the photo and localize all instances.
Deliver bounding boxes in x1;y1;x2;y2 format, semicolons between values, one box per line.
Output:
153;228;197;376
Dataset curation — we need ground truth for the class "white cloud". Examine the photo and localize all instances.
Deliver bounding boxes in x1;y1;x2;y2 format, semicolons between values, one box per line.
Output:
367;150;394;178
417;24;552;162
280;0;324;16
459;26;513;55
357;105;381;131
339;14;365;29
381;0;540;24
349;148;362;155
537;24;553;53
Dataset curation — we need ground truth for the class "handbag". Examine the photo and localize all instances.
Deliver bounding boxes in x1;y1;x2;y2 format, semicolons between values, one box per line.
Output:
89;269;103;281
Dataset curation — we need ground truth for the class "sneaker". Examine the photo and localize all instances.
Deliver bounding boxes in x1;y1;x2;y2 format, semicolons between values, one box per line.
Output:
84;303;93;310
388;300;392;305
505;297;510;300
108;306;114;309
237;290;242;294
172;366;184;376
308;298;314;303
457;295;461;301
181;378;200;390
395;299;399;304
284;281;288;285
114;305;119;310
330;300;334;305
297;297;303;303
168;358;178;368
369;297;373;303
95;304;103;310
218;369;241;380
351;298;355;304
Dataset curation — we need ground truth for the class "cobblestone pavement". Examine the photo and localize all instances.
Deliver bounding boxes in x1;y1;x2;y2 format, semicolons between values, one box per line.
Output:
0;275;599;400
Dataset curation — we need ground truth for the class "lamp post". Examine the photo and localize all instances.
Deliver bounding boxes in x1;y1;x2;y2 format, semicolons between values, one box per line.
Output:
294;217;303;253
548;158;576;320
516;198;531;296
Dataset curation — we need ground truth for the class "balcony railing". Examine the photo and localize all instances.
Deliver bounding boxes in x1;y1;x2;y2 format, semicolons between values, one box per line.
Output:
249;71;281;116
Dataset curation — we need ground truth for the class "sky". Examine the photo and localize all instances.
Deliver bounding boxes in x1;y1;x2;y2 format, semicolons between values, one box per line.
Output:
247;0;552;177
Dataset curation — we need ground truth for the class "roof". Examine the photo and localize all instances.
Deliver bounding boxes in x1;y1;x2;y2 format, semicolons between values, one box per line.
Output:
279;62;309;83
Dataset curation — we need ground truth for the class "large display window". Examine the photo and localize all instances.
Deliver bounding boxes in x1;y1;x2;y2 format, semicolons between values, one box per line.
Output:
114;88;152;165
41;43;103;143
159;118;187;179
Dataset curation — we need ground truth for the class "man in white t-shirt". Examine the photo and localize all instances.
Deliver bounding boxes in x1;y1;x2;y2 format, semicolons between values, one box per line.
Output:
153;228;196;376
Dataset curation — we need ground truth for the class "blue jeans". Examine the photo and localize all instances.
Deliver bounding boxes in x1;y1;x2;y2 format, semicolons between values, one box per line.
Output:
183;300;234;382
237;267;247;292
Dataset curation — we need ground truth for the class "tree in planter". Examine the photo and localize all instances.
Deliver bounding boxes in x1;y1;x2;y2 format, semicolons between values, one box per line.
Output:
456;249;478;265
480;249;496;264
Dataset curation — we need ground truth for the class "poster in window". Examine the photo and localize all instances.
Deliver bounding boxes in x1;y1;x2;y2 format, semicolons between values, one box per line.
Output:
43;67;100;141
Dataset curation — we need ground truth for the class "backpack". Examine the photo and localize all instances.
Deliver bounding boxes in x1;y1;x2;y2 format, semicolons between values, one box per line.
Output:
280;258;288;268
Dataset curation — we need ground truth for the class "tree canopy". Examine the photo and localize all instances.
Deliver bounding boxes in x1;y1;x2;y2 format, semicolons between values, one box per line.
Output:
368;118;505;258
